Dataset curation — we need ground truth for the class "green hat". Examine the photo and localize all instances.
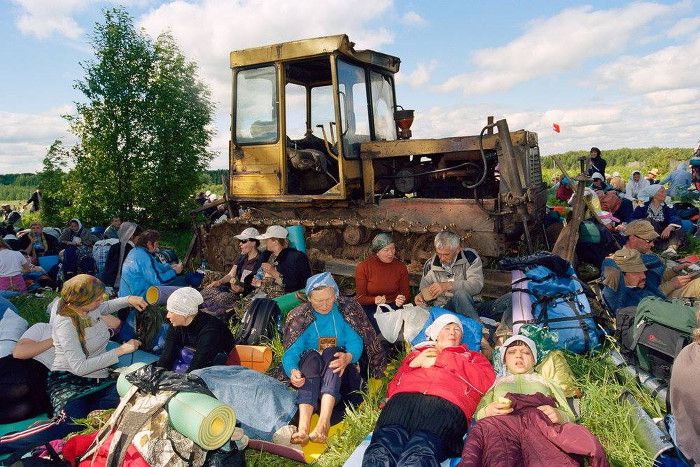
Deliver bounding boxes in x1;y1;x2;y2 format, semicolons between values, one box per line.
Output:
371;233;394;252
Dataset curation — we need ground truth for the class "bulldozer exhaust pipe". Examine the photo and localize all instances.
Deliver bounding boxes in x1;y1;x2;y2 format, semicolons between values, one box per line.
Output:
495;119;532;253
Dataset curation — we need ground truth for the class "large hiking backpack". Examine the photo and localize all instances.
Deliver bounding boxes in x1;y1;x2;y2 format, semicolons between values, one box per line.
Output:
235;298;280;345
632;296;697;381
511;264;601;354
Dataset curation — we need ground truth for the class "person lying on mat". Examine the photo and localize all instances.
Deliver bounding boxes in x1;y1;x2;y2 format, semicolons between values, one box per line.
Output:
157;287;235;373
362;314;495;466
0;275;145;456
282;272;386;445
458;335;608;467
0;323;55;424
354;233;410;333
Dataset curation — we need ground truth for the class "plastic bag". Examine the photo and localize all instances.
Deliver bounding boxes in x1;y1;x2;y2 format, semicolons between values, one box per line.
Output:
125;363;214;397
400;304;429;343
374;304;403;343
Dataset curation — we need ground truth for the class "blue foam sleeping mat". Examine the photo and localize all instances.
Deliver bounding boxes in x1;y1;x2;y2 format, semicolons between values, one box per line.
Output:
343;433;461;466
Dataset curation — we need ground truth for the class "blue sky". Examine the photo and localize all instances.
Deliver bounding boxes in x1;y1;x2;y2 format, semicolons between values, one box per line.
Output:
2;0;700;174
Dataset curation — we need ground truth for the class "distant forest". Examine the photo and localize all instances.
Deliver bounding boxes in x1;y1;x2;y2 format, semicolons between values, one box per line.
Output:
2;146;696;201
0;169;229;202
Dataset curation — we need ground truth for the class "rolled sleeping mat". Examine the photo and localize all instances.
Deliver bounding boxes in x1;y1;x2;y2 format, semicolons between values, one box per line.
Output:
273;290;303;319
286;224;306;253
608;350;667;406
117;362;236;450
619;391;674;462
145;285;183;306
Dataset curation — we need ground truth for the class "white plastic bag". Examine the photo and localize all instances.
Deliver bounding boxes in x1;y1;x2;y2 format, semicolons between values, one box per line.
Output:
400;304;429;343
374;303;403;343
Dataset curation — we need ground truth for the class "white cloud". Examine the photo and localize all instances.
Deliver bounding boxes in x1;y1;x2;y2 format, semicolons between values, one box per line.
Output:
668;16;700;37
11;0;88;39
400;11;426;27
0;108;74;173
138;0;394;108
437;2;676;96
396;61;437;88
136;0;396;168
594;36;700;94
409;98;697;158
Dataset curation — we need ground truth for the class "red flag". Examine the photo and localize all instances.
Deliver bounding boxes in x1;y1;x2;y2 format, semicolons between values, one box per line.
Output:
552;123;561;133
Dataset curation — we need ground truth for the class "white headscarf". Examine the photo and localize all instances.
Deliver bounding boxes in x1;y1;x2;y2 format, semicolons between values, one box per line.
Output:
425;314;463;341
167;287;203;316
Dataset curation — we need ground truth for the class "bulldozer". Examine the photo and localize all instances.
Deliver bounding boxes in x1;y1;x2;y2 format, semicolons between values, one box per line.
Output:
199;34;547;294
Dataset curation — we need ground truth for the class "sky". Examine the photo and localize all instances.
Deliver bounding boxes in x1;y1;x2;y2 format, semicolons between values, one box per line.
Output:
2;0;700;174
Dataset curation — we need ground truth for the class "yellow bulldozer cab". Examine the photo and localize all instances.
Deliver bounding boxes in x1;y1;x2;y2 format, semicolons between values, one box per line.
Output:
229;35;401;201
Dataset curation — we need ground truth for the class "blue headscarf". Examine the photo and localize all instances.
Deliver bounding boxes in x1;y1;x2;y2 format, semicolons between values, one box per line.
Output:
304;272;339;298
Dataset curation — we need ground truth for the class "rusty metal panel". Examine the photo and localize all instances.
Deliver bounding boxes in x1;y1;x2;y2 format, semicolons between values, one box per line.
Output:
360;131;529;159
360;198;497;232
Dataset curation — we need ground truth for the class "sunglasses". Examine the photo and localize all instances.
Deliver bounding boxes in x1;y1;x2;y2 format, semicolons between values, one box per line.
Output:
240;238;256;244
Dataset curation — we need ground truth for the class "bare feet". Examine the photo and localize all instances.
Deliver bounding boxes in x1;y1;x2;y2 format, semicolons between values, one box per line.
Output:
309;423;329;444
291;430;309;446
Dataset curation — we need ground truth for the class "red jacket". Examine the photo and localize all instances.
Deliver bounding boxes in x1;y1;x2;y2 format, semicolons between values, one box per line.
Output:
387;344;495;422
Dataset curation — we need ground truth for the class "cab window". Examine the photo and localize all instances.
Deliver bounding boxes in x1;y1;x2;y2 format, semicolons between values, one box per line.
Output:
370;71;397;141
337;59;370;159
235;66;278;144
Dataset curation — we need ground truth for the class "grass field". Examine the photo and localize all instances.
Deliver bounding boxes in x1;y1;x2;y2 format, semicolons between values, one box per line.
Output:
8;289;668;467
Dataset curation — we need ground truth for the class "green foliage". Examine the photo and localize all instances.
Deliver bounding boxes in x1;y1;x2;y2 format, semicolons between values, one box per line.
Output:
57;7;213;229
38;140;72;227
542;147;694;183
0;174;39;202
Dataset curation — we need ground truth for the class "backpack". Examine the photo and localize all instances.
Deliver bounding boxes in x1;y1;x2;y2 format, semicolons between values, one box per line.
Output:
92;239;118;277
511;263;601;354
235;298;280;345
632;297;697;382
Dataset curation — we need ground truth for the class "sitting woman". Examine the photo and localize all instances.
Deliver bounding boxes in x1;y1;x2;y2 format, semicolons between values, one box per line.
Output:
0;323;54;424
118;229;184;297
0;275;145;456
0;239;35;295
17;222;59;260
355;233;410;332
631;184;685;258
624;170;649;203
157;287;235;373
201;227;262;317
363;315;495;466
283;273;386;445
253;225;311;295
459;335;607;467
102;222;141;289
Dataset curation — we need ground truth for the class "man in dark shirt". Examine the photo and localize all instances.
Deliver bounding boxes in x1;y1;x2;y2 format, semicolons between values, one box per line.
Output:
24;190;41;212
157;287;235;372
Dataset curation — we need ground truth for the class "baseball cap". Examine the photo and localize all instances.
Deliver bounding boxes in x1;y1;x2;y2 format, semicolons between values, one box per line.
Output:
611;247;647;273
234;227;260;240
256;225;288;240
625;220;659;241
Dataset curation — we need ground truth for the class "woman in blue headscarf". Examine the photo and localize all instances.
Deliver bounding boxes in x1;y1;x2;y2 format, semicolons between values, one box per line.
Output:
281;272;385;445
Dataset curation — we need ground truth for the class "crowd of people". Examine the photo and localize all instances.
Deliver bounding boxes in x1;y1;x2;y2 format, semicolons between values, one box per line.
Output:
2;163;700;465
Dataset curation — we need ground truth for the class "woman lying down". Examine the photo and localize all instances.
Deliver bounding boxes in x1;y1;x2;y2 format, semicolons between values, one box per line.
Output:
458;335;609;467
